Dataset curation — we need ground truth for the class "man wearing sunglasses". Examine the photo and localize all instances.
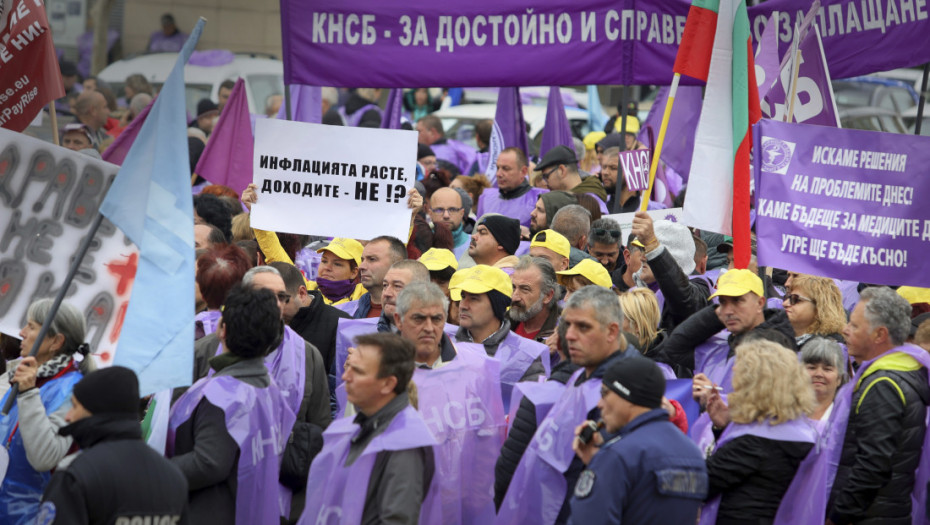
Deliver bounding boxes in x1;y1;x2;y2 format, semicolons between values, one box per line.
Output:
534;145;608;203
586;218;624;274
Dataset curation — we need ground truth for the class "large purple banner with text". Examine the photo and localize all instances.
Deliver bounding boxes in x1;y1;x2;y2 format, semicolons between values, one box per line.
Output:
281;0;930;87
753;120;930;288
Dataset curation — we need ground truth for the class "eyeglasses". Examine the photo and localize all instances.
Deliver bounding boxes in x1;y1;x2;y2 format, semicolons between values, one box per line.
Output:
432;206;463;216
276;292;291;304
784;293;814;306
592;228;621;239
541;166;559;181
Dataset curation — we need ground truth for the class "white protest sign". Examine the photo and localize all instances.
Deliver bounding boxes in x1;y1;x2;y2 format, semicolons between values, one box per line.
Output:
618;149;651;191
250;119;417;241
0;128;138;365
603;207;683;243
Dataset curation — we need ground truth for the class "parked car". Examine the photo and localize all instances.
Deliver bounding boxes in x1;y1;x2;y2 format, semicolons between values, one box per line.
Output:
902;104;930;136
98;51;284;118
832;76;919;115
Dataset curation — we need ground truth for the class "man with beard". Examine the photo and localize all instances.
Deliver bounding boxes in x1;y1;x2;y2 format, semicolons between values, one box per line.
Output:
528;191;577;237
600;146;642;213
586;218;623;273
508;256;562;343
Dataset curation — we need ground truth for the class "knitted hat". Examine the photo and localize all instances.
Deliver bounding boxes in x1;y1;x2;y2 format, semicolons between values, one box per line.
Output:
417;144;436;160
478;214;521;255
653;220;696;275
602;358;665;409
72;366;140;416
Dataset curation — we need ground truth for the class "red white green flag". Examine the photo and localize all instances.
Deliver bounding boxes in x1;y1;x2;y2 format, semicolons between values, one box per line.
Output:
677;0;761;269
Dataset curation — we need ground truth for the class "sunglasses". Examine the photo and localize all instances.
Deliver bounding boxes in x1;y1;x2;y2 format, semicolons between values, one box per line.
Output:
592;228;621;239
784;293;814;306
541;166;559;181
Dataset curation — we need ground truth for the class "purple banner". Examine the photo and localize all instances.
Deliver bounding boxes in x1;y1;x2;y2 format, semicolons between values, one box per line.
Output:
280;0;930;87
618;149;651;191
753;120;930;288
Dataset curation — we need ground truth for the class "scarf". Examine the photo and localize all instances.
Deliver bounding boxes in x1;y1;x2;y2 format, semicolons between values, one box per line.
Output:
7;352;75;382
317;278;356;302
451;222;469;248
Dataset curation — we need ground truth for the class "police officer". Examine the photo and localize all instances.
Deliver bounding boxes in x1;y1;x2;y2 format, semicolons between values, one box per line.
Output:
569;358;707;524
37;367;189;524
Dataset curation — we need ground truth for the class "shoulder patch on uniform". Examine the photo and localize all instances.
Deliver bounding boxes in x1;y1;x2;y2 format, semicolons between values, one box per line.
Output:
36;502;56;525
655;468;708;499
574;469;596;499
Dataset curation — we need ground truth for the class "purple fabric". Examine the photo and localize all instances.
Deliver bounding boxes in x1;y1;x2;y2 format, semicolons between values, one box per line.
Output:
332;299;359;315
195;309;222;339
77;29;120;78
666;378;700;428
188;50;235;67
280;0;930;87
101;98;154;166
316;278;357;302
754;13;781;100
694;331;734;392
539;86;575;158
762;25;840;126
148;30;187;53
495;368;600;525
277;84;322;123
753;119;930;288
699;418;819;525
636;86;703;182
834;278;860;312
194;78;253;196
380;88;404;129
495;87;530;155
432;139;477;175
483;121;504;186
506;379;565;434
461;332;550;412
298;406;441;525
168;374;296;524
618;149;651;192
415;343;506;524
340;103;381;127
295;247;321;281
476;186;546;227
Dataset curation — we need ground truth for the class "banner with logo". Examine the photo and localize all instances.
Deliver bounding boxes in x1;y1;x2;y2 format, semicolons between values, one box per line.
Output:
754;120;930;287
280;0;930;87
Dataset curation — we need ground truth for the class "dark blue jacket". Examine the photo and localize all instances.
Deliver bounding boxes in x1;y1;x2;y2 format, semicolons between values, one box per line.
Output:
568;408;707;525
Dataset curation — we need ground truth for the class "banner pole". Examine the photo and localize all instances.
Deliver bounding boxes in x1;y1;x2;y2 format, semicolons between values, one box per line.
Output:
915;62;929;136
49;103;60;146
785;22;802;123
640;73;679;210
2;212;106;415
615;85;630;212
284;84;293;121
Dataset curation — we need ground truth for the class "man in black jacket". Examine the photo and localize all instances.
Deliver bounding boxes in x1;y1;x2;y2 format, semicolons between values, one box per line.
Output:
39;367;188;524
828;287;930;525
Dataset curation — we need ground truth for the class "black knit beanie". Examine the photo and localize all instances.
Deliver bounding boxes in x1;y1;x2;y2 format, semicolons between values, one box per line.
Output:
72;366;140;416
487;289;513;323
479;215;521;255
602;357;665;409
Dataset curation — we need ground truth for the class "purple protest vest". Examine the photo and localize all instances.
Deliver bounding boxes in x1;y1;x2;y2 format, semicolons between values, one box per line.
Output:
464;332;550;411
495;368;601;525
694;330;734;392
195;309;222;340
295;247;321;281
168;374;296;524
476;186;546;227
338;103;381;127
506;379;566;434
698;418;818;525
333;299;359;315
414;343;506;525
432;139;477;175
212;326;306;417
298;406;441;525
474;150;491;175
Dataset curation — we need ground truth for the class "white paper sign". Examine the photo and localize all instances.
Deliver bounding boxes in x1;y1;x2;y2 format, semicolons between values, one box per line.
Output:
603;207;684;244
0;128;138;365
250;119;417;241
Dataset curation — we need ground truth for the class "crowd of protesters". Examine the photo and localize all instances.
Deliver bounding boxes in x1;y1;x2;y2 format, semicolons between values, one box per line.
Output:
4;66;930;525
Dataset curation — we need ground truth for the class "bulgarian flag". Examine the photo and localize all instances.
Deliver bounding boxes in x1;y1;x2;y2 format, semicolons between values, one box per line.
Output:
677;0;761;270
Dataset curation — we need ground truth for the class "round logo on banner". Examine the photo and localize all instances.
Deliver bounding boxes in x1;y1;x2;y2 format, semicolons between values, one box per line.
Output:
760;138;796;175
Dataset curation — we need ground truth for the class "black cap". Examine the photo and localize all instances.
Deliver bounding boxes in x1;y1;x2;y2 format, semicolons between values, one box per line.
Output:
602;358;665;409
478;214;521;255
535;145;577;172
595;133;625;151
417;143;435;160
196;98;219;119
72;366;140;416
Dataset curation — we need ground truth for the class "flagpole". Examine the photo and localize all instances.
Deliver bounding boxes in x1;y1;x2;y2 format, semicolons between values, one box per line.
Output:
785;22;803;123
49;103;60;146
284;84;293;121
916;62;929;135
2;212;106;415
640;73;680;210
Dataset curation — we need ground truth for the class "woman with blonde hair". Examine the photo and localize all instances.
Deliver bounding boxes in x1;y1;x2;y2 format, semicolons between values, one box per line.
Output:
618;288;663;356
783;274;847;348
702;340;816;525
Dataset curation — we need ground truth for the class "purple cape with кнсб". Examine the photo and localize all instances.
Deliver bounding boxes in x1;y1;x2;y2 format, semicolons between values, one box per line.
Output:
461;332;550;412
298;405;441;525
496;367;601;525
168;374;296;524
414;343;506;525
476;186;547;227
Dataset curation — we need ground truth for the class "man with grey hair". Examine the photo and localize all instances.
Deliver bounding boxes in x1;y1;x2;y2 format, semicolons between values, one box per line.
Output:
192;265;331;522
394;281;456;368
551;205;598;268
496;286;643;520
378;259;430;333
586;217;624;273
828;287;930;525
508;256;562;343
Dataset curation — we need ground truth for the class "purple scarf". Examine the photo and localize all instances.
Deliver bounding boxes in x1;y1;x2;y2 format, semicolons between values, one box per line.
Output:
317;278;357;302
168;374;296;524
698;418;818;525
495;368;601;525
414;343;506;525
298;406;441;525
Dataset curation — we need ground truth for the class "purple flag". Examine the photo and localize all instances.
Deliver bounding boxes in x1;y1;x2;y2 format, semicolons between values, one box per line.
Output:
755;13;781;100
279;0;930;88
194;78;254;196
101;98;154;166
381;88;404;129
539;86;574;158
494;87;529;156
168;374;296;524
636;85;703;181
753;120;930;288
277;84;322;123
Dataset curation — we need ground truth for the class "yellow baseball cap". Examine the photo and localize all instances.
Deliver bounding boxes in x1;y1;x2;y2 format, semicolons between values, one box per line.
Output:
316;238;363;265
556;259;613;289
530;230;571;259
709;269;764;299
449;265;513;301
613;115;641;134
418;247;458;272
897;286;930;305
583;131;607;151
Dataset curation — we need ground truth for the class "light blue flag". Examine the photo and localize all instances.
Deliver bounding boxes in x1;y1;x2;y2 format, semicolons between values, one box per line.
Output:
99;19;205;395
586;85;608;132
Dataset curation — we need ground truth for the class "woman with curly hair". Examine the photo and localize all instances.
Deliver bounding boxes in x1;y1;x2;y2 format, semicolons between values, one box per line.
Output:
783;274;847;349
702;340;816;525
